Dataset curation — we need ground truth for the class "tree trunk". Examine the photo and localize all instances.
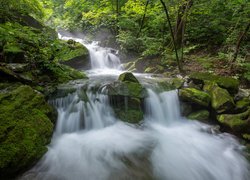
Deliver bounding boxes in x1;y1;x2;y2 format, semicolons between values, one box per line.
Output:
159;0;182;72
232;22;250;63
137;0;150;38
174;0;193;49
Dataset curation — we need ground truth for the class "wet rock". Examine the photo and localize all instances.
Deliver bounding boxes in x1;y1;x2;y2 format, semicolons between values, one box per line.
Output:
106;72;145;123
118;72;140;83
180;102;193;116
179;88;211;107
0;85;54;178
187;110;210;122
114;108;143;124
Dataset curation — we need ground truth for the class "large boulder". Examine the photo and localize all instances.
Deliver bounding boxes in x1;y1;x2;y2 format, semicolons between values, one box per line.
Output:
179;88;211;107
56;39;89;70
107;72;146;99
118;71;140;83
217;109;250;134
0;85;54;178
106;72;146;123
204;82;235;113
189;72;239;94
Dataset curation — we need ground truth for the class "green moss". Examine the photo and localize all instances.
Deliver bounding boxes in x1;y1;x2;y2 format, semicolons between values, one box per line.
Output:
0;22;88;86
217;109;250;133
179;88;211;107
190;72;239;94
118;72;139;83
187;110;210;121
50;64;87;84
115;108;143;124
54;40;89;62
236;98;250;111
171;78;184;89
108;81;146;99
243;134;250;141
0;85;54;176
211;85;235;113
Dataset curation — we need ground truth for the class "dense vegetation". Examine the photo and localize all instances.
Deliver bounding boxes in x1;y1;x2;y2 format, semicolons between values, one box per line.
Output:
0;0;250;178
38;0;250;83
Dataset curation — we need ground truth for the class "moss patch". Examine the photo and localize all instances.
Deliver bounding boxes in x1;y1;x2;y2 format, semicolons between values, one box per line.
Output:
210;85;235;113
217;109;250;133
189;72;239;94
0;85;54;177
187;110;210;122
115;108;144;124
179;88;211;107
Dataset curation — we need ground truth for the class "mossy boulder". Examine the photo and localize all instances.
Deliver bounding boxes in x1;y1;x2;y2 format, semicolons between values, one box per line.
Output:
236;98;250;112
106;72;146;99
204;82;235;113
217;109;250;133
0;85;54;178
189;72;239;94
55;39;89;70
118;72;140;83
106;73;145;123
187;110;210;122
179;88;211;107
114;108;143;124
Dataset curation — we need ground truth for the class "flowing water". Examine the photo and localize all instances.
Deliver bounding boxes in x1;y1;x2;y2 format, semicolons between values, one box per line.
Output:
21;35;250;180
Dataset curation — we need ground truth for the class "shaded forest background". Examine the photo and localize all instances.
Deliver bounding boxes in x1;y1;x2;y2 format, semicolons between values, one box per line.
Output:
1;0;250;84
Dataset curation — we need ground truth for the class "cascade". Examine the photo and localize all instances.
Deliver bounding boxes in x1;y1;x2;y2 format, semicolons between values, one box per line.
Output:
20;35;250;180
58;34;122;70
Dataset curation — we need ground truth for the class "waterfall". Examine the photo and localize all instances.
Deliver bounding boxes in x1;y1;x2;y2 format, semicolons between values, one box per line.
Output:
20;36;249;180
58;34;122;70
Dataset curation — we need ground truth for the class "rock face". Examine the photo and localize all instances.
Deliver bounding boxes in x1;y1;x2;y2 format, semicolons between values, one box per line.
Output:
106;72;146;123
0;85;54;178
179;88;211;107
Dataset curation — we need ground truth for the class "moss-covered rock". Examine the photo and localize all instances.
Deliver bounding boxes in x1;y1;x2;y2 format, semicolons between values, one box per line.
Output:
189;72;239;94
114;108;144;124
171;78;184;89
187;110;210;122
205;82;235;113
236;98;250;112
118;72;140;83
179;88;211;107
217;109;250;133
0;22;88;87
55;39;89;70
106;73;145;124
0;85;54;177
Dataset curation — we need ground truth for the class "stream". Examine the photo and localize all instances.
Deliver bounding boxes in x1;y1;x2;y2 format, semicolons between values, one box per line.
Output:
20;35;250;180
